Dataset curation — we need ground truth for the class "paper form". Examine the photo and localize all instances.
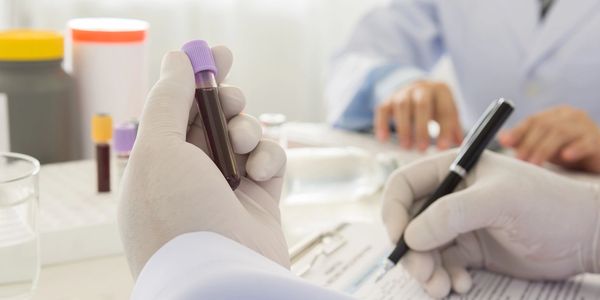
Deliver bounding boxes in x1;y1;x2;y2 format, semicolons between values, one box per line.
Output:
293;223;600;299
354;261;600;300
447;271;600;300
353;264;430;299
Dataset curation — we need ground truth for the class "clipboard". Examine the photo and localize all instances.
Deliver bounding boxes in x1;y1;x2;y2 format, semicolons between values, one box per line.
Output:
290;222;600;300
289;222;397;294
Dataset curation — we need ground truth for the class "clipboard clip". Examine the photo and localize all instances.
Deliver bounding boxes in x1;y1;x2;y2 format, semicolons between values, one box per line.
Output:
290;223;349;277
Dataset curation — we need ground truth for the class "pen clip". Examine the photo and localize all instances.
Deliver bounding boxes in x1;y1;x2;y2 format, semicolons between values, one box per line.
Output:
454;98;511;164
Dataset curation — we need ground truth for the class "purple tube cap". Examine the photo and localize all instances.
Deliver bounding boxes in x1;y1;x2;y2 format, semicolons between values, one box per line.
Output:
114;122;137;153
181;40;217;79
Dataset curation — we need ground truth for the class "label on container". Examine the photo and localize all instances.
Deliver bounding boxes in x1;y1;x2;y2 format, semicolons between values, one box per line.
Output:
0;93;9;152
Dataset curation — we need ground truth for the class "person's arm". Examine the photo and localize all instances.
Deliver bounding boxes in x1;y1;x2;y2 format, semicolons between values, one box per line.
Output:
132;232;353;300
325;0;444;131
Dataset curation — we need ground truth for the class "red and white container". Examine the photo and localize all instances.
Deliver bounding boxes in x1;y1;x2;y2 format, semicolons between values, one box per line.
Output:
69;18;148;158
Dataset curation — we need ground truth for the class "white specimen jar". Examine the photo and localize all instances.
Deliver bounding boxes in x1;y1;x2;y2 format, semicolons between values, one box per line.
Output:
68;18;148;158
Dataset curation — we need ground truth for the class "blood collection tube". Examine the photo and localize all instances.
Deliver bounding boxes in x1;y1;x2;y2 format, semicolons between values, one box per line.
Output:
113;121;137;188
91;113;113;193
182;40;240;190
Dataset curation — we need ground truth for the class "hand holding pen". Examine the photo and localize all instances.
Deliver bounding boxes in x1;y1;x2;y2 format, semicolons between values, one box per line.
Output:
377;99;514;293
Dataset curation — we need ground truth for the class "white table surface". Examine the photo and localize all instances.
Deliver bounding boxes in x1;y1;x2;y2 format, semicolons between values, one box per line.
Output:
32;123;395;299
30;122;600;299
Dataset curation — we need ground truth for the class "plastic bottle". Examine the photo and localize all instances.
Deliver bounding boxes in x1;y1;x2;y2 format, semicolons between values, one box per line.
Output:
283;147;399;204
0;30;78;163
69;18;148;158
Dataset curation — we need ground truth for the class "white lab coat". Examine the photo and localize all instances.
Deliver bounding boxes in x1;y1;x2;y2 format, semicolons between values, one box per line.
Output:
132;232;353;299
326;0;600;131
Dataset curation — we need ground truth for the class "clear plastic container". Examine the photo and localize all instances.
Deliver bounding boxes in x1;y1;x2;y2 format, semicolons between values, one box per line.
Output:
0;152;40;299
259;113;287;148
283;147;399;205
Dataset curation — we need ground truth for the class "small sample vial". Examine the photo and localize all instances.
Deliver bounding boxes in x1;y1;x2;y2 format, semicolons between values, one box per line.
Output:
91;114;113;193
113;121;137;188
259;113;287;148
182;40;240;190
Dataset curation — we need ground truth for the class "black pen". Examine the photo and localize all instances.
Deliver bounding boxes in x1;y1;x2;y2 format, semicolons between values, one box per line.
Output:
382;98;514;273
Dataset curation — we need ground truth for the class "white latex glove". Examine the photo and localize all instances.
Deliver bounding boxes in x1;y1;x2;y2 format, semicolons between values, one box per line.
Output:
382;150;600;298
118;48;289;278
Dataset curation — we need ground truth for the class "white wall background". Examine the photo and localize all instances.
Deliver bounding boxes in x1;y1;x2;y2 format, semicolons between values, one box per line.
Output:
4;0;389;123
0;1;12;29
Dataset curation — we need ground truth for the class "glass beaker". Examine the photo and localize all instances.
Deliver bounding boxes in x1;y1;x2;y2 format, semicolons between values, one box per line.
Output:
0;153;40;299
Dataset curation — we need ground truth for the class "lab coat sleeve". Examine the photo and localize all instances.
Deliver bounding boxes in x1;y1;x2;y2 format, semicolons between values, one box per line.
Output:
325;0;444;131
131;232;355;300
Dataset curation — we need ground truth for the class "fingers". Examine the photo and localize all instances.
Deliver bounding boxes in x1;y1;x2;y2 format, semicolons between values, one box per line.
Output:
424;263;451;299
507;114;572;163
246;139;287;182
212;45;233;84
528;128;574;165
219;86;246;119
402;251;451;298
382;151;456;242
404;185;497;251
188;113;260;157
434;85;462;149
562;137;597;162
441;243;476;294
374;102;392;142
228;114;262;154
512;122;546;161
401;251;435;284
187;88;249;149
412;87;433;151
139;51;195;141
187;81;246;128
246;139;287;201
375;81;460;151
393;94;412;149
500;107;600;169
498;119;530;148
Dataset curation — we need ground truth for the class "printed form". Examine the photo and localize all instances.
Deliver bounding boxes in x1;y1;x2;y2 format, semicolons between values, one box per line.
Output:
355;261;600;299
293;223;600;299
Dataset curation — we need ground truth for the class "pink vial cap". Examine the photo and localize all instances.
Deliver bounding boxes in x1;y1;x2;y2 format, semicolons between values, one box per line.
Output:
114;122;137;153
181;40;217;77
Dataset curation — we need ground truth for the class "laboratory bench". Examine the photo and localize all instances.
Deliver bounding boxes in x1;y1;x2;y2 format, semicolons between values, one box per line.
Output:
31;122;600;299
33;123;397;299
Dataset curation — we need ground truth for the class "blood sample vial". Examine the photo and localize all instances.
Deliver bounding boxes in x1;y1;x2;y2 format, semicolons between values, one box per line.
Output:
182;40;241;190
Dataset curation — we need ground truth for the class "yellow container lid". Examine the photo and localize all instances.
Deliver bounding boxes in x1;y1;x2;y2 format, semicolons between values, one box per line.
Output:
0;30;64;61
91;114;113;143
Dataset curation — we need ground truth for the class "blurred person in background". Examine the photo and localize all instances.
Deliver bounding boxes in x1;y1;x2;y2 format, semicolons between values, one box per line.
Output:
326;0;600;173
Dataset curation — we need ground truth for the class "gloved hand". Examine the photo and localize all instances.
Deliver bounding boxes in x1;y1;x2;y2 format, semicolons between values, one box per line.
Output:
382;150;600;298
118;48;289;278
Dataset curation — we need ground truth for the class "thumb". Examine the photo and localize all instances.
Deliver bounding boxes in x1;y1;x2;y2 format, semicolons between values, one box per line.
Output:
382;150;457;243
138;51;195;141
404;184;497;251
